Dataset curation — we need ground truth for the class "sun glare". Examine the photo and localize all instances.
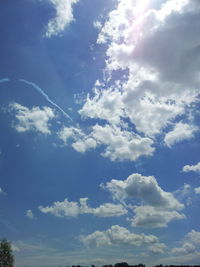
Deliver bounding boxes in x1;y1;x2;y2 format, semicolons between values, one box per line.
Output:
134;0;149;16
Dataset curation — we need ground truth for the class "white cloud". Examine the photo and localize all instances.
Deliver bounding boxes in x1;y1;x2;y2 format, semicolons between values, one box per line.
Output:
148;243;167;254
58;126;84;144
91;124;154;161
80;225;158;247
11;244;20;252
172;229;200;255
164;122;198;147
58;124;154;161
11;103;55;134
26;210;34;220
194;187;200;194
79;86;124;125
182;162;200;173
45;0;79;38
79;0;200;152
172;242;196;254
58;126;97;153
103;173;184;210
102;173;185;228
72;138;97;153
174;183;193;206
39;198;127;218
131;205;185;228
187;230;200;244
93;20;102;30
0;187;5;195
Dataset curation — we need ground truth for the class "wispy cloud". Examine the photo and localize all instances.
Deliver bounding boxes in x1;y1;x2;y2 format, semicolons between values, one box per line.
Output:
19;79;72;121
45;0;79;38
0;78;10;83
26;209;35;220
0;187;6;195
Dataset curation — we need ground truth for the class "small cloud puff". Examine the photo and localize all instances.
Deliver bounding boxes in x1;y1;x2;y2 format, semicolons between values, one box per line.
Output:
26;209;34;220
182;162;200;173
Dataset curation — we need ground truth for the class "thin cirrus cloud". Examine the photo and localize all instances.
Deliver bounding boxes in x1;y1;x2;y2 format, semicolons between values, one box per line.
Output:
19;79;72;121
0;78;10;83
45;0;79;38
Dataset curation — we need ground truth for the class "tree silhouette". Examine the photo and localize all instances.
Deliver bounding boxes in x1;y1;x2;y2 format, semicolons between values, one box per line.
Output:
0;238;14;267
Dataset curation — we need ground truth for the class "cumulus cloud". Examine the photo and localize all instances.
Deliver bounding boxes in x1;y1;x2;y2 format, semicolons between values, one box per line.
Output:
91;124;154;161
58;126;84;144
72;138;97;153
148;243;167;254
80;225;158;247
58;124;154;161
187;230;200;244
78;0;200;157
131;205;185;228
174;183;193;206
79;86;124;125
182;162;200;173
45;0;79;38
58;126;97;153
164;122;198;147
172;242;196;254
39;198;127;218
172;229;200;255
26;210;34;220
102;173;185;228
11;103;55;134
103;173;184;210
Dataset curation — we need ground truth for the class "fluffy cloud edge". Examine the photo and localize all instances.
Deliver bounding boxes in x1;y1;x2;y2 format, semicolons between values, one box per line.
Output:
39;197;128;218
45;0;79;38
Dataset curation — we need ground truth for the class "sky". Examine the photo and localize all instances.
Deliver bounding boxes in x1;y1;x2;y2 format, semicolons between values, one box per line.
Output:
0;0;200;266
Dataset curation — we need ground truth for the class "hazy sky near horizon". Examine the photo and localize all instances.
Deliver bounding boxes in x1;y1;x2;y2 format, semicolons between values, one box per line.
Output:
0;0;200;266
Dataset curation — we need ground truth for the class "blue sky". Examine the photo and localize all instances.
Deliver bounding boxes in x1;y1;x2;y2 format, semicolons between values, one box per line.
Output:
0;0;200;266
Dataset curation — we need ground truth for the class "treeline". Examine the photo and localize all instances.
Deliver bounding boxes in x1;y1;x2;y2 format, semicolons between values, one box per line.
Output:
71;263;200;267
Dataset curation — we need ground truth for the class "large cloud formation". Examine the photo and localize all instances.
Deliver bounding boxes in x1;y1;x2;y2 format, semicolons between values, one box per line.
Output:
102;173;185;228
76;0;200;161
